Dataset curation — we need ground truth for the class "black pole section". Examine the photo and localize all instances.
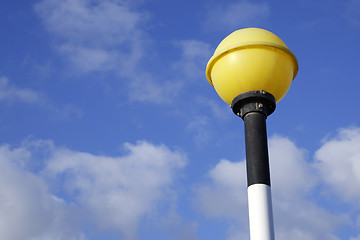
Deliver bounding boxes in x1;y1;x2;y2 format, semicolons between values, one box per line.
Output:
231;90;276;187
244;112;270;186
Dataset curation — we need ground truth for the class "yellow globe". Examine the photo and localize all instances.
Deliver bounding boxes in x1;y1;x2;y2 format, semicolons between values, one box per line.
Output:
206;28;298;104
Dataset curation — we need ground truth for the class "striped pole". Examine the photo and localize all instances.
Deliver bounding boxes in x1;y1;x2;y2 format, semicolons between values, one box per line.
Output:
231;90;276;240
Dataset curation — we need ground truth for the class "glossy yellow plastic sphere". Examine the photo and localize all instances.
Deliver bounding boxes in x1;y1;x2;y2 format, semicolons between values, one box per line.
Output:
206;28;298;104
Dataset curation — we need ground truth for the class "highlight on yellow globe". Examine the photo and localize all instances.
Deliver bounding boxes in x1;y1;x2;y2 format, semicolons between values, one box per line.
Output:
206;28;298;105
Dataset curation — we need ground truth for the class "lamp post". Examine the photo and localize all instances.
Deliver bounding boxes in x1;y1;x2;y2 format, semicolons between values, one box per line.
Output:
206;28;298;240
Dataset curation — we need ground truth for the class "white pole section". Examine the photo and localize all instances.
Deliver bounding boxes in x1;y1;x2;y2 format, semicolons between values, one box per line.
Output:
248;184;275;240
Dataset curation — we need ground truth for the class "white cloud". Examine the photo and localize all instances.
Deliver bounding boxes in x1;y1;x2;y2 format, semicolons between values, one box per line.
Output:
269;138;342;240
315;127;360;203
269;136;317;196
34;1;218;105
59;44;117;73
203;1;270;32
35;0;147;74
0;139;188;240
193;158;248;238
44;140;187;239
194;135;344;240
35;0;192;104
35;0;142;43
0;76;40;103
0;143;86;240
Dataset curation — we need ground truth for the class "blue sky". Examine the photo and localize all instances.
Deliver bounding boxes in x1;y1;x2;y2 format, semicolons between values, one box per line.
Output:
0;0;360;239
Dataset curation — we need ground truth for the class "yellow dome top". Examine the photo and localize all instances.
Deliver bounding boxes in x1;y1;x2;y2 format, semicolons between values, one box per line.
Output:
206;28;298;104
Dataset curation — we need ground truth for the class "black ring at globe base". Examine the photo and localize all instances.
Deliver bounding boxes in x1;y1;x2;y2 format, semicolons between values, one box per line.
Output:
231;90;276;119
231;90;276;187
